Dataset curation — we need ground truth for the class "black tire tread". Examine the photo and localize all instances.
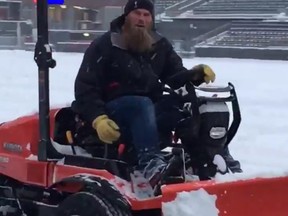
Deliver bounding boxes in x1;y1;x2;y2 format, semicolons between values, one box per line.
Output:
56;177;132;216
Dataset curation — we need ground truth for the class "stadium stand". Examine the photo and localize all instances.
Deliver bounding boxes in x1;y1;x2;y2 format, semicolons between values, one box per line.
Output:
22;0;128;10
195;21;288;60
155;0;182;14
192;0;288;15
162;0;206;16
200;21;288;48
213;29;288;48
51;29;105;52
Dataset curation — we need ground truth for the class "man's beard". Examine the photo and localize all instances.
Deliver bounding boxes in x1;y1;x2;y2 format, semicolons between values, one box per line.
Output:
122;21;154;53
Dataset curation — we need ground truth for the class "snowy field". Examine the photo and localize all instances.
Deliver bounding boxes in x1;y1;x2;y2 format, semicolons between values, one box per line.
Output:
1;49;288;182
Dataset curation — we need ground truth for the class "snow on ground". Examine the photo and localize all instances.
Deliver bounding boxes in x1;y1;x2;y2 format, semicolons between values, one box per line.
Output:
162;189;219;216
1;49;288;176
1;50;288;214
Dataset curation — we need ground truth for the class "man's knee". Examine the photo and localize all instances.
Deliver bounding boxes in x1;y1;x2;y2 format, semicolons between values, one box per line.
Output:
121;96;154;113
129;96;156;122
130;96;154;107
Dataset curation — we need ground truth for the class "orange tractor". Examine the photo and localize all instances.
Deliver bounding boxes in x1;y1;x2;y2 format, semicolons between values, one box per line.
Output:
0;1;288;215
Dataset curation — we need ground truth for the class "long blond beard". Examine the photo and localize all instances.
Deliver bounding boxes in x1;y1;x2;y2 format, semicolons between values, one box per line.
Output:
122;20;154;53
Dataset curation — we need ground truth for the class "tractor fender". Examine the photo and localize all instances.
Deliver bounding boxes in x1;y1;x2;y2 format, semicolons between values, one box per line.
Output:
50;174;131;211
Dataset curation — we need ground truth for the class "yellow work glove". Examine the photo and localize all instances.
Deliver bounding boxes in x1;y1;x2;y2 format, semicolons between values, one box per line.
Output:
92;115;120;144
190;64;216;86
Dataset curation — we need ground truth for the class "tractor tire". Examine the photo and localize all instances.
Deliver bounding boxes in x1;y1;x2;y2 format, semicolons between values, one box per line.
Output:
55;175;131;216
0;201;21;216
56;191;131;216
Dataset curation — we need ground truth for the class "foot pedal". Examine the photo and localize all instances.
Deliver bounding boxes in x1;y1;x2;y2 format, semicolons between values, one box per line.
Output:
227;161;243;173
154;148;186;196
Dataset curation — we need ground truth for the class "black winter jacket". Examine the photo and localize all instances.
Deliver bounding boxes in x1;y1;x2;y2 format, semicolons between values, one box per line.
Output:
73;15;189;123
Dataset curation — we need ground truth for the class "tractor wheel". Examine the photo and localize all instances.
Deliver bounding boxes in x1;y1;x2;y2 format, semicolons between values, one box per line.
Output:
56;191;131;216
0;201;21;216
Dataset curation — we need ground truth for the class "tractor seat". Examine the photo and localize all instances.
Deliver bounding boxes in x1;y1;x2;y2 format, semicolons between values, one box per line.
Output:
53;107;98;146
50;107;132;180
52;107;130;161
52;107;175;165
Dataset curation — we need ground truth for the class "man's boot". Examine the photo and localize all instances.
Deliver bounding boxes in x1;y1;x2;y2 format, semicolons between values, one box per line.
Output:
223;147;242;173
141;148;185;195
142;155;167;188
140;150;184;187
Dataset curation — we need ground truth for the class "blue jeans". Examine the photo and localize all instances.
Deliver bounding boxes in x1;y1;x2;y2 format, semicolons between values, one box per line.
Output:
106;96;164;171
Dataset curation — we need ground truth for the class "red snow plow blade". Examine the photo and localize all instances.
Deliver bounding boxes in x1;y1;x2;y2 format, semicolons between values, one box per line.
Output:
161;176;288;216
